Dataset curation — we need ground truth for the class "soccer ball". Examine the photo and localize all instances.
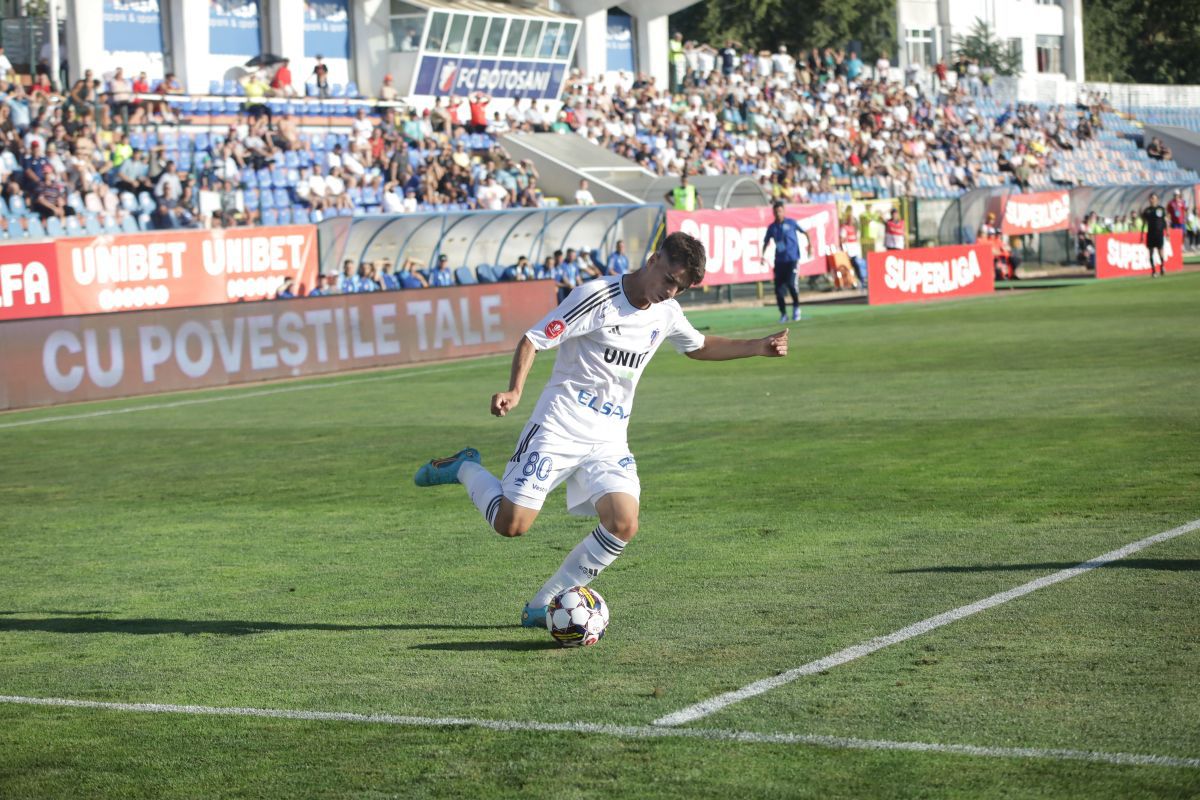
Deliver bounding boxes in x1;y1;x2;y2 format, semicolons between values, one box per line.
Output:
548;586;609;647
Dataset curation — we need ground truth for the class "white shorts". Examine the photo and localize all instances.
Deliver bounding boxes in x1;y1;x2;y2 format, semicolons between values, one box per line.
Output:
500;421;641;516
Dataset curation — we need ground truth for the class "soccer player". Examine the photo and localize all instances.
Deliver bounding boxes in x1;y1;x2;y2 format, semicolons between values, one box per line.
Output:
414;232;789;628
1141;193;1169;277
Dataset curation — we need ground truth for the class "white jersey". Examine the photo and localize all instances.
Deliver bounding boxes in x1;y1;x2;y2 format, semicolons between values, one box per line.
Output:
524;276;705;443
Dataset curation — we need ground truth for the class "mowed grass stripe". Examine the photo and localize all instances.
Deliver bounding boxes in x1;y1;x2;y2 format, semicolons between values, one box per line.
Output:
2;695;1197;770
654;517;1200;726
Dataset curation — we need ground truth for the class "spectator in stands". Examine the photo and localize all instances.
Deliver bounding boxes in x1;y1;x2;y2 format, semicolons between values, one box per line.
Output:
429;254;454;287
379;74;399;105
468;92;490;134
108;67;133;129
276;276;296;299
517;176;544;207
218;179;245;227
152;72;184;112
606;240;629;275
0;45;11;83
573;178;596;206
154;160;182;201
1146;137;1171;161
153;181;196;229
476;174;507;210
241;71;271;126
351;107;374;150
271;59;296;97
311;57;330;98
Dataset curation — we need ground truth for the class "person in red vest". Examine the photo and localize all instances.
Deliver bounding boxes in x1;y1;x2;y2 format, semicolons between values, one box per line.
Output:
884;209;905;250
979;211;1017;280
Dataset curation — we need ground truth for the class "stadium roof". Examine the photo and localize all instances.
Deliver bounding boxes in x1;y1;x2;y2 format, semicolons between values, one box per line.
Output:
408;0;575;20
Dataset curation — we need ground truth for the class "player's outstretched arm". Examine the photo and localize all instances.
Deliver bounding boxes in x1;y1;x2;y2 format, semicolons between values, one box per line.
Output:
491;335;537;416
685;329;788;361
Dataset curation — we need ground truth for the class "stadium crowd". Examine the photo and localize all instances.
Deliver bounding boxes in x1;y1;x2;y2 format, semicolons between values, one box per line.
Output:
0;38;1194;251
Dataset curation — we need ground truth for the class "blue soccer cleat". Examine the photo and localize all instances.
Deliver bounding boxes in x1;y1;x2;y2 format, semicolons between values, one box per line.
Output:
413;447;480;487
520;603;549;629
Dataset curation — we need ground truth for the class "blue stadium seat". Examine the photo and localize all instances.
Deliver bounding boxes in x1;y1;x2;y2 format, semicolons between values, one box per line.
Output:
240;166;257;188
259;189;276;210
309;209;324;223
329;83;344;98
63;216;83;236
454;267;478;286
346;82;358;98
241;189;259;209
121;215;139;234
44;216;64;237
0;195;8;217
273;188;289;208
84;214;103;235
262;208;279;226
102;214;120;234
272;169;289;189
476;265;498;284
119;192;138;212
129;132;147;150
138;192;156;214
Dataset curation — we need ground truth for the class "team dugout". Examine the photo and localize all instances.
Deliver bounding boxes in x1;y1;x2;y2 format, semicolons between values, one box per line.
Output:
319;204;659;280
387;1;580;100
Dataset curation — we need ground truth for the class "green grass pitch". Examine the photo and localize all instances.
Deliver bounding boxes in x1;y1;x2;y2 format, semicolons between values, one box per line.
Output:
1;274;1198;798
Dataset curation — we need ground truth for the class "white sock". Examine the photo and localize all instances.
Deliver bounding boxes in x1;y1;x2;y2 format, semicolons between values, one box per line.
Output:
457;461;503;527
529;523;625;608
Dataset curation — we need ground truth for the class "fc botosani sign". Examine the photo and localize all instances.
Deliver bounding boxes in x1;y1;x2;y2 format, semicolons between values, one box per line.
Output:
412;56;566;99
0;282;555;411
867;244;995;305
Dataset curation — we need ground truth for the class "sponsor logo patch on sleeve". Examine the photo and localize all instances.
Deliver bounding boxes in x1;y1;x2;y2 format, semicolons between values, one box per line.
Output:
545;319;565;338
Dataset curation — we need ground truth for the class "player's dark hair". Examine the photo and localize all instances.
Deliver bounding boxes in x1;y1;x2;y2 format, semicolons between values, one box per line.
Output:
659;231;706;288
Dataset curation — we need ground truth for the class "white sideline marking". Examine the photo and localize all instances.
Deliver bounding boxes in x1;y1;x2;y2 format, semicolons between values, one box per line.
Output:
0;359;496;430
654;518;1200;727
1;694;1196;769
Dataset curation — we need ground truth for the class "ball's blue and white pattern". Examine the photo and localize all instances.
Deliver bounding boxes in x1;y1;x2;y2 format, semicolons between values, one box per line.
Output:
547;586;609;647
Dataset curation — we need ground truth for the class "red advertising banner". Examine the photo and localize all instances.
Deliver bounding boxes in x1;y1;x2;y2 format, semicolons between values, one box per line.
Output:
1095;229;1184;279
0;281;556;411
0;225;319;322
666;203;839;285
0;242;62;320
867;244;994;305
987;191;1071;235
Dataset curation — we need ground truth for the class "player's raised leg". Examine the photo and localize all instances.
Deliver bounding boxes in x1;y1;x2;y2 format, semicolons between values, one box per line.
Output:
523;492;638;627
414;449;541;535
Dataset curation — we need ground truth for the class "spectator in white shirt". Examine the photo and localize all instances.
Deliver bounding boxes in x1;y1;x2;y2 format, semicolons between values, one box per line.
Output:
351;107;374;147
476;175;508;210
381;181;404;213
573;178;596;206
